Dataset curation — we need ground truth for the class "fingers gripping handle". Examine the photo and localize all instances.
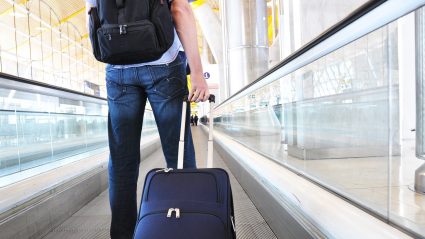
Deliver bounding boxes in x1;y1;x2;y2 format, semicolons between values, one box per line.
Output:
177;95;215;169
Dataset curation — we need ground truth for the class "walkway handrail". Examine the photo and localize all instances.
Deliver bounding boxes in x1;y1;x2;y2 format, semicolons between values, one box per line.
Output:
0;72;107;102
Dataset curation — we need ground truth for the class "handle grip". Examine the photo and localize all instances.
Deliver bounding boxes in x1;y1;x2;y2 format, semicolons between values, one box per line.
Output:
178;94;215;169
183;94;215;103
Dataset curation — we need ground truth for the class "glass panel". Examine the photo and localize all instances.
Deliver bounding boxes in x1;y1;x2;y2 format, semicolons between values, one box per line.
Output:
51;114;87;161
214;8;425;235
85;115;108;150
386;8;425;237
214;7;425;237
0;75;161;184
16;112;52;171
0;110;19;177
0;80;111;180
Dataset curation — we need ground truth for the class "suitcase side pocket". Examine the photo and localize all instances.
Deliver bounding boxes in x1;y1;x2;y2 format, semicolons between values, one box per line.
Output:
145;171;220;203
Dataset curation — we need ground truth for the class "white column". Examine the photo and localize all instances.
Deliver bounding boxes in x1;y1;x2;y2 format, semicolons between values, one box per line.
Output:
223;0;269;96
191;1;223;63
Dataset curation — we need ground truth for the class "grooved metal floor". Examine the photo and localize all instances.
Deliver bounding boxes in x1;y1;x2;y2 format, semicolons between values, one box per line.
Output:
43;127;276;239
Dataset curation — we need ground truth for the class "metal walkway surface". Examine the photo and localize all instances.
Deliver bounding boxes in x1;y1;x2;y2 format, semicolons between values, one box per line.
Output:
42;127;276;239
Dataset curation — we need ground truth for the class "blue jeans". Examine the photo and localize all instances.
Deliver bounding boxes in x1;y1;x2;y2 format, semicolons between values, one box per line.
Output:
106;52;196;239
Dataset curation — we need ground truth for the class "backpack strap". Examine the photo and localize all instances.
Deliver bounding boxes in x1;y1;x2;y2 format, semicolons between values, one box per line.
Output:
116;0;125;24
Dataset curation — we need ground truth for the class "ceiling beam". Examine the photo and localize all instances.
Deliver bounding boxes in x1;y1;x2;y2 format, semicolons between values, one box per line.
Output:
56;7;85;26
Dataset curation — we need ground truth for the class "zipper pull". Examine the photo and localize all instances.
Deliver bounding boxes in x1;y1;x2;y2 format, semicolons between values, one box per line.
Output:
155;168;173;173
108;34;111;40
119;25;127;35
166;208;180;218
167;208;174;218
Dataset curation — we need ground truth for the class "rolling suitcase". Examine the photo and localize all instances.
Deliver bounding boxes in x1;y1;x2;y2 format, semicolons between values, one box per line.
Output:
133;95;236;239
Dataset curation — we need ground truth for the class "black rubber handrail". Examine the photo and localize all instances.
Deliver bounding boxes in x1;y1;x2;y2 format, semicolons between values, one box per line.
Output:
0;72;107;101
216;0;387;108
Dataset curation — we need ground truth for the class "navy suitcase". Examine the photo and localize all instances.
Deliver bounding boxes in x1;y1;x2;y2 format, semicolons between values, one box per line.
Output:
133;95;236;239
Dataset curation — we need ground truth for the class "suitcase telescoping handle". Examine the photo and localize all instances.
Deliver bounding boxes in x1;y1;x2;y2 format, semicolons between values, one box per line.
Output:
177;94;215;169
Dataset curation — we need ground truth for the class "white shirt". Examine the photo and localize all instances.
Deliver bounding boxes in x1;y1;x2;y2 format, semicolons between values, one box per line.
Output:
86;0;183;68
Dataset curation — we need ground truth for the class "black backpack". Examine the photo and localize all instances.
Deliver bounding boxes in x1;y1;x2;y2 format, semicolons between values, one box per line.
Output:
89;0;175;65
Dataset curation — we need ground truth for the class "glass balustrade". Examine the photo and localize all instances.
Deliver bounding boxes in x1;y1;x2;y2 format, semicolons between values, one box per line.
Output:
0;78;158;179
212;6;425;237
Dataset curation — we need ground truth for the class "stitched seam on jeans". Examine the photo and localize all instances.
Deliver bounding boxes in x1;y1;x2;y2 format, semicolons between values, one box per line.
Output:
119;68;123;85
147;67;156;90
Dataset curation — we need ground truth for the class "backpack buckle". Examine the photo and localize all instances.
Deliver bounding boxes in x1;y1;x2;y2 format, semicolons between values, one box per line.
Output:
119;25;127;35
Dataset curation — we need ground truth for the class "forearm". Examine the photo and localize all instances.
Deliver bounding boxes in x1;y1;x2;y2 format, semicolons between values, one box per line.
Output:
171;1;203;75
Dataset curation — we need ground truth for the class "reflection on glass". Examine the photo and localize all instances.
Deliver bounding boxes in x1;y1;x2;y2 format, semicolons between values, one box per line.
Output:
17;112;53;171
0;84;158;179
0;111;19;176
214;9;425;237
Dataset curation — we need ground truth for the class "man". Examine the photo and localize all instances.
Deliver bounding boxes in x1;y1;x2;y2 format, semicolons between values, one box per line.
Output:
194;114;198;126
85;0;209;238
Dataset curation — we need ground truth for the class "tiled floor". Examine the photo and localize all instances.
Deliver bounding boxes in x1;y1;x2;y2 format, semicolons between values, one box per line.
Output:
43;127;276;239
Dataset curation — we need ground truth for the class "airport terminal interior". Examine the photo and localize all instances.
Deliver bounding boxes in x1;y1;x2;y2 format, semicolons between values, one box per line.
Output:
0;0;425;238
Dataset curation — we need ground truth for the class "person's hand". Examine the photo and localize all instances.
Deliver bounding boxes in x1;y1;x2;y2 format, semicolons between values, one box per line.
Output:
189;72;209;102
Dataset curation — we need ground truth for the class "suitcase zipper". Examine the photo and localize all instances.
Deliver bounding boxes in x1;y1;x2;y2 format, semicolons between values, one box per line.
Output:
139;210;226;226
137;210;231;237
155;168;173;173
